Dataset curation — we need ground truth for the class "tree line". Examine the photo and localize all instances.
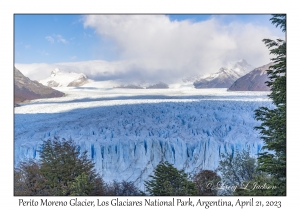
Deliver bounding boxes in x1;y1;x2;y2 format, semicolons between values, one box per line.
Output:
14;137;220;196
14;138;143;196
14;136;282;196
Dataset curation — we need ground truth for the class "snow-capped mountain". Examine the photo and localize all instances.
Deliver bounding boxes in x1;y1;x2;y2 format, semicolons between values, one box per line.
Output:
14;84;272;190
39;68;90;87
14;67;64;105
228;63;273;91
194;59;254;88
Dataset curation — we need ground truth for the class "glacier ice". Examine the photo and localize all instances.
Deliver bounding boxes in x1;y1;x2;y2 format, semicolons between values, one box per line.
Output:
14;87;273;190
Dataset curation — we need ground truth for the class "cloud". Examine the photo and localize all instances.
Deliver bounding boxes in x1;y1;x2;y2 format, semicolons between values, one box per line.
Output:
19;15;283;83
70;56;77;60
55;34;68;44
15;63;52;80
45;34;68;44
45;36;54;44
81;15;281;81
15;60;133;81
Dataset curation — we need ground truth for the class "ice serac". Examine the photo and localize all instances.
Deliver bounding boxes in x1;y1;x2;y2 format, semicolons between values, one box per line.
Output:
39;68;90;87
194;59;254;88
14;95;273;190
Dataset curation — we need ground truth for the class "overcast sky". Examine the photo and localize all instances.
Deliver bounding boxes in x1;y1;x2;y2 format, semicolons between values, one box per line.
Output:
14;14;285;82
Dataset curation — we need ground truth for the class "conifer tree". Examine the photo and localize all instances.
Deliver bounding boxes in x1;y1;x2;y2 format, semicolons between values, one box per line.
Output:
14;138;110;196
39;137;99;195
254;14;286;195
144;161;196;196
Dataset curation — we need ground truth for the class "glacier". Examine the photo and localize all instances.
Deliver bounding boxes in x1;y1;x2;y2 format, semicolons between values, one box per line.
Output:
14;83;273;190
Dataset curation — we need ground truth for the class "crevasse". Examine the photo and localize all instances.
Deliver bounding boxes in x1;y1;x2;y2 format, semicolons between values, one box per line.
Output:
14;99;273;190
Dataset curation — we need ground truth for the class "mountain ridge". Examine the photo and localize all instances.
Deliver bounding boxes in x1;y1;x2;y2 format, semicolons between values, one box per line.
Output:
14;67;65;105
193;59;254;88
39;68;90;87
228;63;273;91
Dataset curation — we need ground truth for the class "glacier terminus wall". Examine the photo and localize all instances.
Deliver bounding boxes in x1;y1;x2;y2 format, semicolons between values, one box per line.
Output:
14;86;273;190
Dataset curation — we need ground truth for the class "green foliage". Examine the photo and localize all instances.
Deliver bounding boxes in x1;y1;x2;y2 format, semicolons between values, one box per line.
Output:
38;137;99;195
14;160;46;196
14;137;143;196
217;149;281;196
217;149;258;195
218;149;257;185
270;15;286;32
193;170;220;196
144;161;197;196
254;14;286;195
69;172;90;196
14;138;107;196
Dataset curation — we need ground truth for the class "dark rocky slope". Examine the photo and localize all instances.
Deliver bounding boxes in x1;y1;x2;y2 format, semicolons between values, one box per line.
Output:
228;63;273;91
14;67;64;105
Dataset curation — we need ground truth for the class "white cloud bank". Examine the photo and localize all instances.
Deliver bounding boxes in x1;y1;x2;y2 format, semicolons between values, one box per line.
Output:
15;60;136;81
16;15;281;83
